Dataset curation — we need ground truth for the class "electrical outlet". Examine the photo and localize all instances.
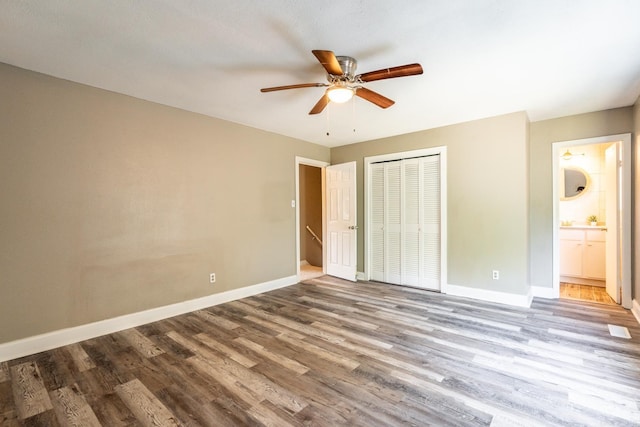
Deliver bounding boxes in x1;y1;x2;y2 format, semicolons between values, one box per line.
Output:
492;270;499;280
210;273;216;284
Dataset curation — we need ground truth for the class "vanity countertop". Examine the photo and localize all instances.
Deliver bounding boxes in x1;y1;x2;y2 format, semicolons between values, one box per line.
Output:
560;225;607;230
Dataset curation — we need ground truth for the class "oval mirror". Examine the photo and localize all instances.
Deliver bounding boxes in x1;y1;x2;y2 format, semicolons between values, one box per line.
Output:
560;167;590;200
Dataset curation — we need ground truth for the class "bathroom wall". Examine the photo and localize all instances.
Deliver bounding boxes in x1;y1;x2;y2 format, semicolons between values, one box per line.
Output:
559;143;609;225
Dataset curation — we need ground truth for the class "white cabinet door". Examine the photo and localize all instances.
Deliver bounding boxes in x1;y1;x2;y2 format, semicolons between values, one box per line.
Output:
326;162;357;281
584;241;606;279
559;238;583;277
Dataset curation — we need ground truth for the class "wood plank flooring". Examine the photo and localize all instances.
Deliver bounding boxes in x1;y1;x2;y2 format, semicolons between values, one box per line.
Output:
2;276;640;426
560;282;616;304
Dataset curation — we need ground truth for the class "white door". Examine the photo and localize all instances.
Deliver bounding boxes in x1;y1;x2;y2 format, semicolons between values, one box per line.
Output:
421;155;441;290
605;143;620;303
369;155;441;290
325;161;357;281
385;161;402;284
402;159;421;286
370;163;385;282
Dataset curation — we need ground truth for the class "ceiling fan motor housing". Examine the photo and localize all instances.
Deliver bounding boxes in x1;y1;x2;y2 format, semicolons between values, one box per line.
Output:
335;56;357;79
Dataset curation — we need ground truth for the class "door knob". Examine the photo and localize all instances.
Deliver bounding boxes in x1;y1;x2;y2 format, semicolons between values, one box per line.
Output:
348;225;358;230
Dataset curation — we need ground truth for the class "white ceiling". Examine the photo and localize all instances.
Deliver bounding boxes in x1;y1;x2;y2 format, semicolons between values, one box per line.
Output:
2;1;640;147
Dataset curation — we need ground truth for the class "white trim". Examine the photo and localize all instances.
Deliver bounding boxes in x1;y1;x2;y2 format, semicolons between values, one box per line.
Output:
356;271;366;281
445;284;533;308
620;135;632;309
364;146;447;291
295;156;329;281
532;286;558;299
364;147;445;164
551;134;632;309
632;299;640;326
0;275;298;363
439;149;449;293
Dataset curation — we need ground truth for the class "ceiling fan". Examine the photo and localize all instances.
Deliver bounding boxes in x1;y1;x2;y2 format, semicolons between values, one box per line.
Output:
260;50;423;115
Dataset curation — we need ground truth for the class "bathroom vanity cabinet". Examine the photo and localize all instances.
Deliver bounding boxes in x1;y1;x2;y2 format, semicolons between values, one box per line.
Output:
559;227;606;281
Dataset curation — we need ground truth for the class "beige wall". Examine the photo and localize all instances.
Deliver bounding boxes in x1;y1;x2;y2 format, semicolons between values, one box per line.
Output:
0;63;329;343
331;112;530;296
528;108;634;289
2;59;637;345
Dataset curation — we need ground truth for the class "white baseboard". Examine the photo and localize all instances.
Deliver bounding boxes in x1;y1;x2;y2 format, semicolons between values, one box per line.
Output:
0;275;298;363
445;284;533;308
356;271;366;281
532;286;558;299
559;276;605;287
632;299;640;326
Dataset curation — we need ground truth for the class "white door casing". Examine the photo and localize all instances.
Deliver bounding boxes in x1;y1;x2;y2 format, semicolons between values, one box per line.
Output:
605;143;620;303
294;157;329;280
325;161;357;281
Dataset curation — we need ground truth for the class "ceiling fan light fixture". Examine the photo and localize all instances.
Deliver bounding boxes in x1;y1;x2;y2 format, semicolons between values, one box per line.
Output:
327;86;354;103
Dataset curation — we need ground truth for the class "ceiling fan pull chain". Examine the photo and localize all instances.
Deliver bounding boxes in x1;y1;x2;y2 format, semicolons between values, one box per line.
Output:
325;105;331;136
352;97;356;133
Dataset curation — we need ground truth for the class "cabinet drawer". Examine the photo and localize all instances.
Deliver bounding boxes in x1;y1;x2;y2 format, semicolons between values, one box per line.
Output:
586;229;606;242
559;229;584;240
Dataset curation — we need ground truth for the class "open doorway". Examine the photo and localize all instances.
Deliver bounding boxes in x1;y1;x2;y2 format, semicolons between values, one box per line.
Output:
295;157;328;281
552;134;631;308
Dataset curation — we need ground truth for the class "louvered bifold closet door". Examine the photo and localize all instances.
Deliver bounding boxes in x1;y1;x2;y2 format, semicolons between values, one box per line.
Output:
384;161;402;284
370;164;385;282
369;155;441;289
421;155;441;289
402;159;421;286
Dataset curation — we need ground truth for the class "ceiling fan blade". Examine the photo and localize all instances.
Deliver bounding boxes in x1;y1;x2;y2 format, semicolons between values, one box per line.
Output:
309;93;330;115
358;63;423;82
261;83;327;92
312;50;344;76
355;87;395;109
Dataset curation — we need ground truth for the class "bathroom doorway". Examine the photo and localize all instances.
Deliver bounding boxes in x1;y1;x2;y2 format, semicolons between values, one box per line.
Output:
552;134;631;308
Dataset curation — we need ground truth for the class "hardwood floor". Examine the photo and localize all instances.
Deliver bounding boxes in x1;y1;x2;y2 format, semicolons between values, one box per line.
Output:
299;263;324;282
2;276;640;426
560;282;616;305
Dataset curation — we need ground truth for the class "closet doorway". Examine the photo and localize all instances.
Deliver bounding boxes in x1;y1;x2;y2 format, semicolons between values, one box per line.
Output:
364;147;447;291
